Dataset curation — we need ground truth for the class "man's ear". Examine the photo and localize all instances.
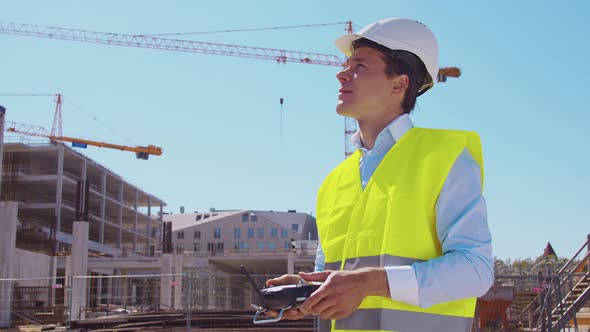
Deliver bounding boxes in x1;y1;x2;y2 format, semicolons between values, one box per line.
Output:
391;74;409;96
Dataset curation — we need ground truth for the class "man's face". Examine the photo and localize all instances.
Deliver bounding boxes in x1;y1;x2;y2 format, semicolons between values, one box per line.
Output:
336;47;398;121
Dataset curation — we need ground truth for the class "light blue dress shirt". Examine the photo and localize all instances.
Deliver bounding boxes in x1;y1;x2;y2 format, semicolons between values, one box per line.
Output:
314;114;494;308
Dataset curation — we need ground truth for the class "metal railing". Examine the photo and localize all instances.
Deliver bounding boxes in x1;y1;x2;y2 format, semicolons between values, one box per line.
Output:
534;235;590;332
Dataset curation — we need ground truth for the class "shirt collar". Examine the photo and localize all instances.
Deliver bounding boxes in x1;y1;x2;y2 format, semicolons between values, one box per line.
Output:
350;113;414;152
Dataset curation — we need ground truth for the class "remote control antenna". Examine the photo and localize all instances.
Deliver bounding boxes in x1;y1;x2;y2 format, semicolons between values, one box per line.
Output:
240;265;266;301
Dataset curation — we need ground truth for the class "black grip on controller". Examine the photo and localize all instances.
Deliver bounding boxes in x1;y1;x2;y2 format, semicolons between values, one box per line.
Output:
260;283;321;310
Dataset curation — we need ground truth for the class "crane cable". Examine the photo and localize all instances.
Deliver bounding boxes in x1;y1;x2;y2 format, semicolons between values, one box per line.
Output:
136;21;352;37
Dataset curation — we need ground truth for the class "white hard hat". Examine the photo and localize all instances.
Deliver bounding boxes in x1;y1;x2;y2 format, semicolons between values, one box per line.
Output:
335;18;439;93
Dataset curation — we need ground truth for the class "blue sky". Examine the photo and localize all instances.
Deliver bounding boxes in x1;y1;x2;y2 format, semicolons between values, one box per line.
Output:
1;1;589;260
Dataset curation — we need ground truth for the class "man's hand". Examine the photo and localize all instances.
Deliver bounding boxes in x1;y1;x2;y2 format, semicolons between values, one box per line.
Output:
298;267;389;320
263;274;306;320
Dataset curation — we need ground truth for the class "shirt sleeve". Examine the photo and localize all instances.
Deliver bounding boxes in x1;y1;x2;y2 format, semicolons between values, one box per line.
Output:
386;148;494;307
314;239;326;272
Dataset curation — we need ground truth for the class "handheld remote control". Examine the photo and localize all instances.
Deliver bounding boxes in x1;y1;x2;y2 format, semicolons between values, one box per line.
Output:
240;265;321;324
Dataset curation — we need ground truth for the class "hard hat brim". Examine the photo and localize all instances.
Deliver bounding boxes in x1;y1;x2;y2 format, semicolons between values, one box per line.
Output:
335;34;362;57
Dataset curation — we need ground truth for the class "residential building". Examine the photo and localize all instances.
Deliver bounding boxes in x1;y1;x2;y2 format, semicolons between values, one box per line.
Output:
164;209;319;275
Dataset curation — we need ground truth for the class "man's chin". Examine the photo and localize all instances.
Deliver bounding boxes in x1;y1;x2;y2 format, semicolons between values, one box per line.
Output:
336;105;355;118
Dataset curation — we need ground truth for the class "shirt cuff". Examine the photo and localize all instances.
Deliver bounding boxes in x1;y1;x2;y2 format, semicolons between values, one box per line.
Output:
385;265;420;306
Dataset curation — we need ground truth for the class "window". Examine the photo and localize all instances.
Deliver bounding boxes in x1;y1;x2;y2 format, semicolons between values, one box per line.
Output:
207;242;215;252
176;244;184;253
251;214;257;222
271;228;278;238
204;214;210;219
242;213;249;222
194;230;200;239
284;241;290;249
257;227;264;238
269;241;276;249
193;243;200;252
216;242;224;253
291;223;299;232
281;229;288;238
257;242;265;249
214;228;221;239
195;215;202;221
234;227;241;239
234;241;248;250
248;228;254;238
177;231;184;239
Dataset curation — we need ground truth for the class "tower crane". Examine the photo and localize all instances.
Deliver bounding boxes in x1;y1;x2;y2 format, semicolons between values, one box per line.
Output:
4;94;162;159
0;21;461;158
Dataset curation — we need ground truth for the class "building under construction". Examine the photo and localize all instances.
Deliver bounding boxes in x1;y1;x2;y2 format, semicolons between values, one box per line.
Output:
1;139;165;259
0;135;319;330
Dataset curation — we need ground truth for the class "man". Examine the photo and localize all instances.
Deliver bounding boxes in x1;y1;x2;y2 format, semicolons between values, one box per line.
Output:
266;17;493;332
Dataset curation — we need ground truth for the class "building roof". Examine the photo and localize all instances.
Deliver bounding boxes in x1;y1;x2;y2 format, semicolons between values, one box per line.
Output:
165;210;243;231
253;210;311;235
165;210;313;234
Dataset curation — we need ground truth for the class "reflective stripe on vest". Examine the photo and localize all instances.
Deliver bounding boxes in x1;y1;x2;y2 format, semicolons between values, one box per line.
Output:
336;308;473;332
324;254;424;271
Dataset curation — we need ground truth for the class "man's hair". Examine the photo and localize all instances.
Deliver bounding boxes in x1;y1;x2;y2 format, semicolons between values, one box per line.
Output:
352;38;427;113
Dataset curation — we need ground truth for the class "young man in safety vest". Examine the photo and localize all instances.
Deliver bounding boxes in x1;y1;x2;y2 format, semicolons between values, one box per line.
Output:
266;17;493;332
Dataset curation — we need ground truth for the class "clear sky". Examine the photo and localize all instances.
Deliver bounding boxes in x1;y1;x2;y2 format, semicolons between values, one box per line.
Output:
1;1;589;260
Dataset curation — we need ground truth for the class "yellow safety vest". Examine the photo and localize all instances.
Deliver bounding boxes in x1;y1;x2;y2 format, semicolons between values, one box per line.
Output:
316;127;484;332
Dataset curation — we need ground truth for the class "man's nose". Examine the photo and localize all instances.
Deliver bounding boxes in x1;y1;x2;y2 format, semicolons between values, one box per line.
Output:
336;68;351;82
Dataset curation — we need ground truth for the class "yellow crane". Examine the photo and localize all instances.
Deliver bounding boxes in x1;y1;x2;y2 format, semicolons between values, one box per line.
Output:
4;94;162;159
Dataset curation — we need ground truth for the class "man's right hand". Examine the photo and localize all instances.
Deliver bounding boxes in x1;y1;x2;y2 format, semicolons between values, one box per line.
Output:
263;274;306;320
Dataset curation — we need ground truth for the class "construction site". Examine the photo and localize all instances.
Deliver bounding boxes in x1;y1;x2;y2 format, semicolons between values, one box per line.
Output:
1;10;590;332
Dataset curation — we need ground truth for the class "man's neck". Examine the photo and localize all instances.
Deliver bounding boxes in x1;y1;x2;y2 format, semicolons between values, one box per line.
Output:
358;112;404;150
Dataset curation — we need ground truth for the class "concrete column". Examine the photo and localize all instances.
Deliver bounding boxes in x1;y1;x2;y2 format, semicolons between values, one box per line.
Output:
50;256;58;306
159;203;164;253
112;269;120;305
106;276;112;306
66;221;89;320
50;147;64;305
146;196;151;251
160;254;173;309
225;276;231;309
117;182;123;249
96;275;102;307
287;250;294;274
131;285;137;305
133;190;138;252
208;273;216;309
99;173;106;243
0;202;18;328
121;272;128;306
55;146;64;242
173;255;183;309
81;159;87;188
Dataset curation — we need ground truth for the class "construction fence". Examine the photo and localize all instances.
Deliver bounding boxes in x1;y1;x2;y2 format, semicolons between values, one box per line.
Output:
1;273;589;331
1;273;320;331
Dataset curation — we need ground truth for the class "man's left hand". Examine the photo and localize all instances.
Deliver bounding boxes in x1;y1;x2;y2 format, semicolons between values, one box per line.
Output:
298;267;389;320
